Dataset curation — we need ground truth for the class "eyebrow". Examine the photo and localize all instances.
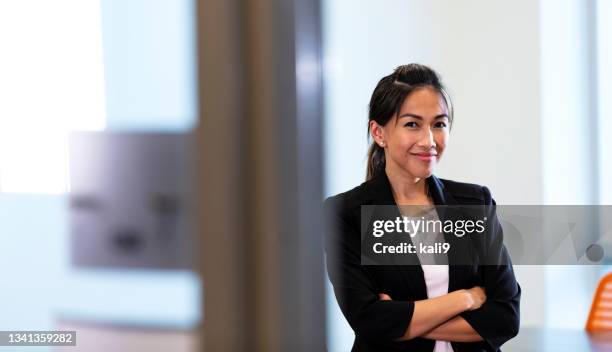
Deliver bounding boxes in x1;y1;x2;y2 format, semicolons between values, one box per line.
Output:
398;113;449;119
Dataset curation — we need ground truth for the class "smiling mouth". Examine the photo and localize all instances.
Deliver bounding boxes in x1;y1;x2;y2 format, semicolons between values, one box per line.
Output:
411;153;437;162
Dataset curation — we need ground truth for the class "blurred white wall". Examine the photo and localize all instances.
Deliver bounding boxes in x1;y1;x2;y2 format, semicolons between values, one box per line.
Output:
101;0;197;131
323;0;603;349
539;0;599;329
597;0;612;205
0;0;106;194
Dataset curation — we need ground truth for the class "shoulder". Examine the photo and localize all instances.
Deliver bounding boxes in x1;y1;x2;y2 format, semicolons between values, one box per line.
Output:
324;179;374;217
323;176;497;212
435;177;495;205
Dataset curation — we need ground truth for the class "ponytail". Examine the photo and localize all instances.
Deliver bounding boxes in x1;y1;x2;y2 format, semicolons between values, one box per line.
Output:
366;142;385;181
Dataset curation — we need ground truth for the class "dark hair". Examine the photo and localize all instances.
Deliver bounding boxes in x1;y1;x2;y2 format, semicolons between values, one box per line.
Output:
366;64;454;180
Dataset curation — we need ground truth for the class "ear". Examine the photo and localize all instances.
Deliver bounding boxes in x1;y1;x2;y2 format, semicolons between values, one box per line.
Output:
369;120;386;147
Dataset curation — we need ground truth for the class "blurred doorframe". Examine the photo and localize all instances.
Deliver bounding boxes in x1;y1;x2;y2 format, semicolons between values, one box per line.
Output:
195;0;325;350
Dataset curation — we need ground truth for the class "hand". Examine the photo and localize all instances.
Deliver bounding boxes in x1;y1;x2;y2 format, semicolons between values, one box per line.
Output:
379;293;392;301
464;286;486;311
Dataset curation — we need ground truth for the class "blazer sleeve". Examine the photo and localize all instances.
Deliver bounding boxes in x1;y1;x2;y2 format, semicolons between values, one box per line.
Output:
324;195;415;342
460;186;521;351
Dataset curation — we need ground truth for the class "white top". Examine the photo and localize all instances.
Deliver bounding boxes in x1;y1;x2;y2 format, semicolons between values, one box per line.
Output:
404;207;453;352
422;264;453;352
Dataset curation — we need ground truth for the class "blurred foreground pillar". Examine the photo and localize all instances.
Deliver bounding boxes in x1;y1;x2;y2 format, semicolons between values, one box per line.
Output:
195;0;325;351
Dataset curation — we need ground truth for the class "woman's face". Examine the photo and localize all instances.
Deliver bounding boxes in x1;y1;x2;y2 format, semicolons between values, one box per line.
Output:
371;87;450;179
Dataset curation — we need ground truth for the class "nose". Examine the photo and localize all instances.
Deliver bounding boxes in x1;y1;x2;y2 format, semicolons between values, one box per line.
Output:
417;127;436;149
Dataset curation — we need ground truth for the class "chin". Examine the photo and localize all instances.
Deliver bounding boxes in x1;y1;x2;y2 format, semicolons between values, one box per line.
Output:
418;171;434;179
407;167;434;179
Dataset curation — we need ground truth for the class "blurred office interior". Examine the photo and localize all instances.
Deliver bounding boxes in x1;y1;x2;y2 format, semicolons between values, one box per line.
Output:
0;1;201;351
0;0;611;351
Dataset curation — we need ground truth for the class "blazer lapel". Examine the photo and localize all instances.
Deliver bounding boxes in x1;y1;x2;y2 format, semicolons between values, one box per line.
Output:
366;173;428;299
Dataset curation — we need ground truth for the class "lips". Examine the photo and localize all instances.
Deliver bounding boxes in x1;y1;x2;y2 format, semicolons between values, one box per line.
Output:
411;153;437;162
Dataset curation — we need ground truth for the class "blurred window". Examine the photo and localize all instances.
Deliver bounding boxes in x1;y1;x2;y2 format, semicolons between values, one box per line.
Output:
0;0;106;194
597;0;612;205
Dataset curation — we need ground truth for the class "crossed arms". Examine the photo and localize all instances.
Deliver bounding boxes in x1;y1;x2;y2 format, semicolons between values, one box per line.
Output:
378;287;485;342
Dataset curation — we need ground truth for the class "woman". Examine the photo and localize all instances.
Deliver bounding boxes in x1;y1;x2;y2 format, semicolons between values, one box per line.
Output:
324;64;520;351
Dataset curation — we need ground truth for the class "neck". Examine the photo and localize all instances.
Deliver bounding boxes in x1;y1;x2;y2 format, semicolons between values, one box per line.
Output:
385;164;429;204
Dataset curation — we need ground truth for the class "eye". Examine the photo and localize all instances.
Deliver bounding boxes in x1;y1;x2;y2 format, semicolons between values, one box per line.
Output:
434;122;448;128
404;121;418;128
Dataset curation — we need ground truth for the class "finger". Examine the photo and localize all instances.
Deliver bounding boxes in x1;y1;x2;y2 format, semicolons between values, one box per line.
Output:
379;293;392;301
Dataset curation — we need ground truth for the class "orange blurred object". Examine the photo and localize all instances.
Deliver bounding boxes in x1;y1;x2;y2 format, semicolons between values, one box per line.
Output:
587;273;612;332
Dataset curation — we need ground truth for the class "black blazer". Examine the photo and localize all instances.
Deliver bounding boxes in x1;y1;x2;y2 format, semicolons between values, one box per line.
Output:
324;172;520;352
